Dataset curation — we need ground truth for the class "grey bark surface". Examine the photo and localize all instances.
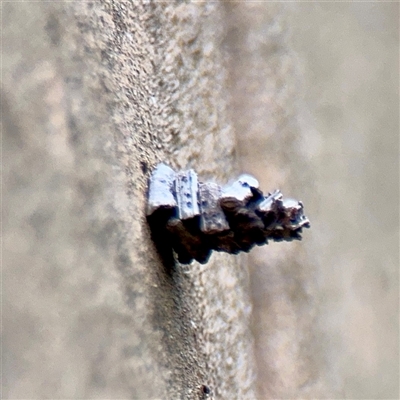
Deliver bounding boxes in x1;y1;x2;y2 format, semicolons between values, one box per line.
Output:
3;2;255;399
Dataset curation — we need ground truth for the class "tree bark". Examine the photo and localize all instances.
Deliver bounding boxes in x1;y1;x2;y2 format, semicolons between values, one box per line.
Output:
3;2;256;399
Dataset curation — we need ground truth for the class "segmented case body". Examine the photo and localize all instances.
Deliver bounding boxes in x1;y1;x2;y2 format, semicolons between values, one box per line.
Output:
146;163;310;264
198;182;229;234
175;169;200;220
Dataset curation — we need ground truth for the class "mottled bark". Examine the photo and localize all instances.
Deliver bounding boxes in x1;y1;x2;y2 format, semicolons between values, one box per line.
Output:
4;2;398;400
3;2;255;399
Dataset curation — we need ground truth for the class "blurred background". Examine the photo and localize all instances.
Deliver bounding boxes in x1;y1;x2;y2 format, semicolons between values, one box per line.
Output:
225;3;399;399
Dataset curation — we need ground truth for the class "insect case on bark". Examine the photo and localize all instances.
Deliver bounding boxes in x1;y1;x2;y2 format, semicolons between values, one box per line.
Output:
146;163;310;265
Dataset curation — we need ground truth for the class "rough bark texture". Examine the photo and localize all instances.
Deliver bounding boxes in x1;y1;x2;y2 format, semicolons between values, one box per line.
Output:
3;2;255;399
4;2;398;400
